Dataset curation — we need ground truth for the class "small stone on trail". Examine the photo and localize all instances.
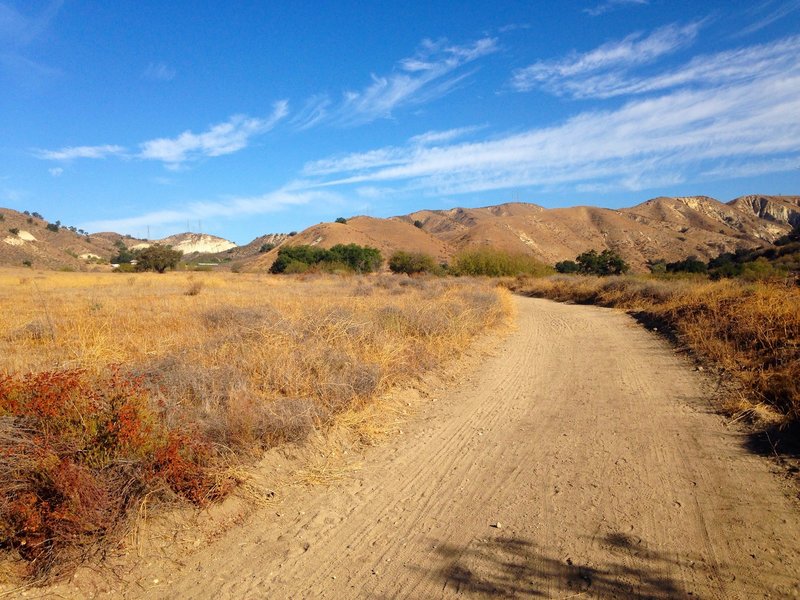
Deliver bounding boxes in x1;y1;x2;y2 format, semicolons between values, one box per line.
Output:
492;522;502;529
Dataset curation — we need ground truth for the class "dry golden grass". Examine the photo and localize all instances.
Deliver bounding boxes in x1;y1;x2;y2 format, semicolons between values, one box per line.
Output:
511;275;800;427
0;268;512;579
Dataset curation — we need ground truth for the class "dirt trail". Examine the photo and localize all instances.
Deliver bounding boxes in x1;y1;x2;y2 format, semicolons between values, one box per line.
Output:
50;297;800;598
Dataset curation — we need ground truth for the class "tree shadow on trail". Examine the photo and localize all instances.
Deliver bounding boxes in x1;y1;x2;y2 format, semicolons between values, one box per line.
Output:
428;532;717;599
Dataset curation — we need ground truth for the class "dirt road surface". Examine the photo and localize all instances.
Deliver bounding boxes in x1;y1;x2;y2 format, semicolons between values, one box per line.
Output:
43;297;800;598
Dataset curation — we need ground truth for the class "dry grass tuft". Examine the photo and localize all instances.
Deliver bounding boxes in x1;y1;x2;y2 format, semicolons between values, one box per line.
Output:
0;269;511;580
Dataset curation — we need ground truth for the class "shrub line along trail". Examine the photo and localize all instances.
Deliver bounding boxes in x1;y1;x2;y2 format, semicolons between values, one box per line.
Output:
138;298;800;597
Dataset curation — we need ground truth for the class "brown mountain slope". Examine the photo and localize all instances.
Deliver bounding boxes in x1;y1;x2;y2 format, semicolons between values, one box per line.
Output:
728;194;800;227
0;209;119;271
397;196;798;271
247;216;452;270
4;194;797;272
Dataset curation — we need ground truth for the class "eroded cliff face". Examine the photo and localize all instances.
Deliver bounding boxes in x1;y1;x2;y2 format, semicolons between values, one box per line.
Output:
730;195;800;227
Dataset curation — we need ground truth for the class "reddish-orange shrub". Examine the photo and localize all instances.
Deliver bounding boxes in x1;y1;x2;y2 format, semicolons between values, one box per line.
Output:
0;368;227;576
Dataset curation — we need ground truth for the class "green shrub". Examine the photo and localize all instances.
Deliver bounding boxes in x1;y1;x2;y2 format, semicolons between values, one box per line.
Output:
413;220;424;229
335;217;348;224
666;256;707;274
452;248;553;277
258;242;275;253
555;260;579;274
46;221;60;232
389;250;439;275
9;227;19;235
327;243;382;273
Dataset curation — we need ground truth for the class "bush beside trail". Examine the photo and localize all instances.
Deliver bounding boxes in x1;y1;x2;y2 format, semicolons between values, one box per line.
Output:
452;248;554;277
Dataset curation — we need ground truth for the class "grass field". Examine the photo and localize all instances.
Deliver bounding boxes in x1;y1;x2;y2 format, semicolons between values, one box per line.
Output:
0;269;512;579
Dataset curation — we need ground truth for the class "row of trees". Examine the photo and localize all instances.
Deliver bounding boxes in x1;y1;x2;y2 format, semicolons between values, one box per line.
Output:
269;245;553;277
556;249;630;276
270;244;383;274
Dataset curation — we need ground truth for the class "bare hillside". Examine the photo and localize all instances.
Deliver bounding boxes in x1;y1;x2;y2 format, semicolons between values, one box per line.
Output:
248;216;452;270
3;194;798;272
0;209;118;271
401;195;799;270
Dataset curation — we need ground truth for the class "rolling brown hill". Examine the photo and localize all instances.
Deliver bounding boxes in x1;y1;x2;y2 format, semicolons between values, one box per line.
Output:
0;209;120;271
246;216;452;271
388;195;799;271
2;195;798;272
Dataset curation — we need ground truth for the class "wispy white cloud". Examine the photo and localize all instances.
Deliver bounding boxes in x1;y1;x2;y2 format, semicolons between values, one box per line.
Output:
0;187;26;203
355;186;395;199
738;0;800;36
701;157;800;179
584;0;649;17
290;94;332;131
35;102;289;166
138;101;289;166
48;167;63;177
409;125;485;146
324;37;497;127
0;0;63;47
542;34;800;100
142;62;176;81
511;22;701;94
36;144;126;160
498;23;531;33
0;0;63;86
82;185;341;233
304;63;800;196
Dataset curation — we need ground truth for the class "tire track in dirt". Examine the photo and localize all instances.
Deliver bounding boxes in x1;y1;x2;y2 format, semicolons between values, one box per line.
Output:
134;297;800;598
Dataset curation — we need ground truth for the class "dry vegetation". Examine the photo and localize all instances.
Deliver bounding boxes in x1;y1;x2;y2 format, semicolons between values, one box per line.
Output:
0;269;512;580
511;275;800;428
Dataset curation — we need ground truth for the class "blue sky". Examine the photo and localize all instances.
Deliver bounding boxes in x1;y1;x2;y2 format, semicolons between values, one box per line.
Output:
1;0;799;243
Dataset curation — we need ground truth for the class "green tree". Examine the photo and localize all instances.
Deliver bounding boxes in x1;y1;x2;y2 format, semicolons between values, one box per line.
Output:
413;220;424;229
135;244;183;273
575;249;629;275
111;240;135;264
